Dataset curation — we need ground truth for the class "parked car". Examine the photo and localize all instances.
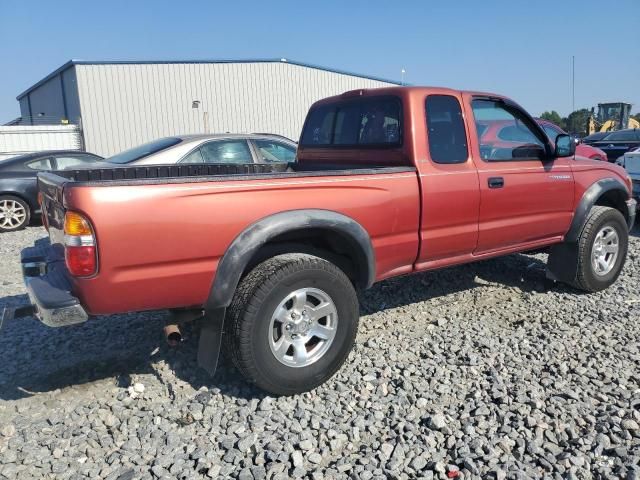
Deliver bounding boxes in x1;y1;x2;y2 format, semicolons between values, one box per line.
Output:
0;150;104;232
6;87;635;395
104;134;297;165
582;131;610;144
587;129;640;162
617;146;640;203
536;119;608;161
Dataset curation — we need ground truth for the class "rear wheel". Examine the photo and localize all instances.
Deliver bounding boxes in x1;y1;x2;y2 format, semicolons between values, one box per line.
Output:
574;206;628;292
226;253;359;395
0;195;30;233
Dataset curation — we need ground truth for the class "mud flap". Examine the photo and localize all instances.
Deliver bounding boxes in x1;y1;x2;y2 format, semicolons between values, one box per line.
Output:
546;242;579;286
197;308;226;376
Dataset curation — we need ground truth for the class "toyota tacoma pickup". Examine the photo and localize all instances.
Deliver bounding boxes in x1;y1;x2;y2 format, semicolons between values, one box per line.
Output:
3;87;636;395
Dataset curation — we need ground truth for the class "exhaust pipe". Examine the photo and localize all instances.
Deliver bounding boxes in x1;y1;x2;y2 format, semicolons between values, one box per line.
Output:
164;324;182;347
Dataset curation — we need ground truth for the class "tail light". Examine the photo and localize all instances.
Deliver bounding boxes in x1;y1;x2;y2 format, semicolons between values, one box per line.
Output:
64;211;97;277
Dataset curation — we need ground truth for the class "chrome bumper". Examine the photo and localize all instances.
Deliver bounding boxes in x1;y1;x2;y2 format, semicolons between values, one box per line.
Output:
24;275;89;328
1;243;89;330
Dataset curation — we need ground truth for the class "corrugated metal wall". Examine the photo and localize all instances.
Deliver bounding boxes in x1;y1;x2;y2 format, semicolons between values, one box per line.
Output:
74;62;395;156
0;125;81;161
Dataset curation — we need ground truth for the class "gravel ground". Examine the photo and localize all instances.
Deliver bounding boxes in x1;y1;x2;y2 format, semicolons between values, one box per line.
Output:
0;226;639;480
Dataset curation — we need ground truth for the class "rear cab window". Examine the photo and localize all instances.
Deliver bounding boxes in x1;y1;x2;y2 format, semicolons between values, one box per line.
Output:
300;96;402;148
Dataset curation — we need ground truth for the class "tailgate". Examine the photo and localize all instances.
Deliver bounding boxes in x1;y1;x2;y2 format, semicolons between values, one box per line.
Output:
37;172;69;249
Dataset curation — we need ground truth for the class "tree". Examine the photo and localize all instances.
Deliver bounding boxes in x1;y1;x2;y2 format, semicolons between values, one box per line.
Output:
564;108;592;135
632;113;640;124
540;110;566;130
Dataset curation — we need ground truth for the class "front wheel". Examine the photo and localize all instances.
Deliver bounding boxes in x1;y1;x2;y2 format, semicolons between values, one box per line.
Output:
226;253;359;395
574;206;628;292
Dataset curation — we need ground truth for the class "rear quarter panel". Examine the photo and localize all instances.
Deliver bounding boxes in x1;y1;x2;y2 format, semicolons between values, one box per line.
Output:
65;172;420;315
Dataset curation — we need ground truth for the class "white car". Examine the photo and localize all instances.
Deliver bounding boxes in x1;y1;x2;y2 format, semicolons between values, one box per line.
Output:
105;134;297;166
618;146;640;202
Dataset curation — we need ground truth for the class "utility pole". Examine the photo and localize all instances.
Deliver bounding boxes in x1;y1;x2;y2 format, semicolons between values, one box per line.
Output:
571;56;575;113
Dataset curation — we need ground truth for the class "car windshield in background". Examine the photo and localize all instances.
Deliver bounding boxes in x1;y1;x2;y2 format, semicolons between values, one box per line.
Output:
106;137;182;164
300;97;401;147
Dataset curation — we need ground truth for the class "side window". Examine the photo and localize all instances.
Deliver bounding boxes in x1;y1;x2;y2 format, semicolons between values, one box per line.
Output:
300;96;402;147
54;155;97;170
200;140;253;164
181;148;204;163
425;95;468;164
254;140;296;162
472;99;546;161
26;158;53;170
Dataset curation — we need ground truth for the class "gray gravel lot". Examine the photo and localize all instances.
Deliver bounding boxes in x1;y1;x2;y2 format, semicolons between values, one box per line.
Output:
0;226;639;479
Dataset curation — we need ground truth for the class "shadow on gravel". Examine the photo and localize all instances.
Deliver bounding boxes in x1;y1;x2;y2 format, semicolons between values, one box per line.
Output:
0;252;562;401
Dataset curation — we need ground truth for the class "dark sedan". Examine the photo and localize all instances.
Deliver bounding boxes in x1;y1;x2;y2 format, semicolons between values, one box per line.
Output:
582;131;610;144
589;129;640;162
0;150;103;232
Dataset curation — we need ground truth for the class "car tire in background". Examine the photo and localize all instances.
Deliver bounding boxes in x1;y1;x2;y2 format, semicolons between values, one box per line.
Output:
0;195;31;233
574;206;628;292
226;253;359;395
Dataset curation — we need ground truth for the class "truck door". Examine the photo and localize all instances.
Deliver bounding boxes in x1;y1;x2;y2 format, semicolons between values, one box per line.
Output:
416;94;481;268
465;96;574;253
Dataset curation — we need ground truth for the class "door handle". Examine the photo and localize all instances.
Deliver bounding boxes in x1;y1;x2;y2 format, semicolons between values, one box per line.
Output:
488;177;504;189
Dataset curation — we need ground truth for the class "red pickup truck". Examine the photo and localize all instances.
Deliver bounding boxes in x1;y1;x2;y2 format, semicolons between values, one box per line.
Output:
4;87;636;395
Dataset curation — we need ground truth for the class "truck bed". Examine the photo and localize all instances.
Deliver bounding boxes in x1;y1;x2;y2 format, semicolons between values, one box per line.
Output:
53;162;415;186
37;162;420;315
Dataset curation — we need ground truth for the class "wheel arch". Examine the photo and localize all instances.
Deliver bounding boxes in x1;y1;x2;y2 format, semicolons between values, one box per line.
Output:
0;191;34;210
205;209;375;310
565;178;630;243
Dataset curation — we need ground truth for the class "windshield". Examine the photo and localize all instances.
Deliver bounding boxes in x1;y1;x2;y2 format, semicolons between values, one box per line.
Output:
106;137;182;164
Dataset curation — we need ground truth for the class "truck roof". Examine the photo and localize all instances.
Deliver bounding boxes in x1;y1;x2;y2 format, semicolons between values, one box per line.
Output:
312;86;507;107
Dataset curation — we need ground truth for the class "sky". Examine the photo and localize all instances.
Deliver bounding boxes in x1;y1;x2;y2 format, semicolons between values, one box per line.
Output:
0;0;638;123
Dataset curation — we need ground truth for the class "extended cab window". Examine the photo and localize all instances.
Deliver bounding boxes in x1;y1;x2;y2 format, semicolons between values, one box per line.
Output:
301;97;401;147
425;95;468;164
472;100;547;161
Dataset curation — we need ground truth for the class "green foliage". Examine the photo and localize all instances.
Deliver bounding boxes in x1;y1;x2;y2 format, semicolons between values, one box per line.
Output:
564;109;592;135
540;111;565;130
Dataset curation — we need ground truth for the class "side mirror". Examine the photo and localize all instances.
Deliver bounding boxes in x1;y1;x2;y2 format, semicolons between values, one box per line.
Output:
555;134;576;157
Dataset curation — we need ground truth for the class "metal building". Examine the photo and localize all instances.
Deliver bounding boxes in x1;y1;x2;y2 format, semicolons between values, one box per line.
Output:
16;59;400;157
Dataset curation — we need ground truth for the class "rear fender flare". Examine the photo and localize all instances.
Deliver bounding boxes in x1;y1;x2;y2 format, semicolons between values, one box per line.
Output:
204;209;375;310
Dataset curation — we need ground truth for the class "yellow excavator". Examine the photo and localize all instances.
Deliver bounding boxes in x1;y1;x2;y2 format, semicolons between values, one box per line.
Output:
587;102;640;135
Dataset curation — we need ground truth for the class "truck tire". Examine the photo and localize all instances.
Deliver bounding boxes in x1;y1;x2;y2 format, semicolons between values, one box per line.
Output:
226;253;359;395
574;206;628;292
0;195;31;233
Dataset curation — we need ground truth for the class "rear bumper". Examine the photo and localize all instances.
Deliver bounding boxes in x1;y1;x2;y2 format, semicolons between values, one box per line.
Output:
1;243;88;329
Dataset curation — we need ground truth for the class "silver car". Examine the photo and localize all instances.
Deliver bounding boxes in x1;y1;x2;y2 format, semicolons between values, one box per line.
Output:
105;134;297;166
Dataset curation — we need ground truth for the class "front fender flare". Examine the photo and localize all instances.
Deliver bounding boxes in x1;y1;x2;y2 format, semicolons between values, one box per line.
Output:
564;177;629;243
